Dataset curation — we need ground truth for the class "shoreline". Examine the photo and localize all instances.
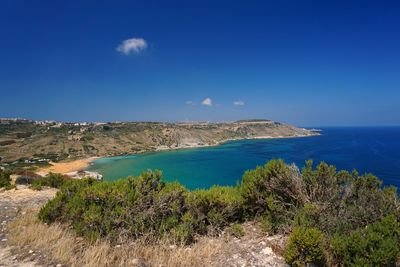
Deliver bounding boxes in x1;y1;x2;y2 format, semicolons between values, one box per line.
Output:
36;132;320;175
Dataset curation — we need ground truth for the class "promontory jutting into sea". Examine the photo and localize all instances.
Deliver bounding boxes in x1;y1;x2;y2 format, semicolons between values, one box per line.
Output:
1;1;400;266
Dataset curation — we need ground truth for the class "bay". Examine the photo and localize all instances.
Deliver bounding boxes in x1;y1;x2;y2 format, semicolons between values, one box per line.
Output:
87;127;400;189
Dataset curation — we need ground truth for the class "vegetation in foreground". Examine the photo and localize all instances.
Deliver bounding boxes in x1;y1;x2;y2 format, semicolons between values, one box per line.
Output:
30;173;70;190
38;160;400;266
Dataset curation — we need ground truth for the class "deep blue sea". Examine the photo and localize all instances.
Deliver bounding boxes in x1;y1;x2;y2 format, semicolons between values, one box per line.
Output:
87;127;400;190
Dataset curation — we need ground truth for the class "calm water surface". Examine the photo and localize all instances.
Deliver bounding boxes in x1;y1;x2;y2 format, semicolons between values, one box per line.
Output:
87;127;400;189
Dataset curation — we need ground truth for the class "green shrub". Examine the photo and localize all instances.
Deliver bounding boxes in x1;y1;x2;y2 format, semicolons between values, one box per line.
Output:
164;183;243;241
240;159;306;232
229;223;245;238
293;161;400;235
169;212;198;244
337;174;400;233
38;177;98;223
31;173;69;190
301;160;342;204
260;216;273;233
40;172;245;244
284;226;326;267
187;185;243;233
15;174;40;185
293;203;320;228
39;171;195;243
0;170;13;190
331;215;400;267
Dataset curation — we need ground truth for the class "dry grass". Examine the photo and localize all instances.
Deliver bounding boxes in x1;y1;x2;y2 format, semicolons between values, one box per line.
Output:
8;208;225;267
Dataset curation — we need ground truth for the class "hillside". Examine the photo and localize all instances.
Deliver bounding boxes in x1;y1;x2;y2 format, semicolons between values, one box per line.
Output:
0;119;317;164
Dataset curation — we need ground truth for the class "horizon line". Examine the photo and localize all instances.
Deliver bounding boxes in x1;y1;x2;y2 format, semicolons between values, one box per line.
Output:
1;117;399;128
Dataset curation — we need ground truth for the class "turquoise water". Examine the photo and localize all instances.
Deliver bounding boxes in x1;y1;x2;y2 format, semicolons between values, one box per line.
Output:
87;127;400;189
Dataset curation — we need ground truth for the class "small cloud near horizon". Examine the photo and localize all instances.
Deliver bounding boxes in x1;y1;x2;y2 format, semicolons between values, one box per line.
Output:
233;100;245;106
185;100;196;106
201;97;212;106
116;38;147;55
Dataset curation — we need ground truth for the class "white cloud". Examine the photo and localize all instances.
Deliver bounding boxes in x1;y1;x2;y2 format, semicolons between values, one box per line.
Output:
233;100;245;106
185;100;196;106
201;97;212;106
116;38;147;55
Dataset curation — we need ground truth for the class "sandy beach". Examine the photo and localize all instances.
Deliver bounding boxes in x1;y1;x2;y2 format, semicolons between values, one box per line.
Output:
36;157;98;176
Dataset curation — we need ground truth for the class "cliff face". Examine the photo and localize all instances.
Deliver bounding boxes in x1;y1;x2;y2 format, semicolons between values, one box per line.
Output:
0;119;317;162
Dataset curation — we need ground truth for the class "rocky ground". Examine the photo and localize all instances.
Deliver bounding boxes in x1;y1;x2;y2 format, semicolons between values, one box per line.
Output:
217;223;286;267
0;186;58;267
0;186;286;267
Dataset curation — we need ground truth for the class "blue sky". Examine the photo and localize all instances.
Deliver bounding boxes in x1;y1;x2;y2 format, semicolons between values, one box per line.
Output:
0;0;399;126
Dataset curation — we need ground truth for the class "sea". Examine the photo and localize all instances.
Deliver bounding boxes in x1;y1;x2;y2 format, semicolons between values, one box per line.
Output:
87;127;400;190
